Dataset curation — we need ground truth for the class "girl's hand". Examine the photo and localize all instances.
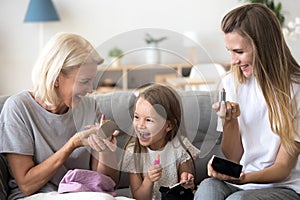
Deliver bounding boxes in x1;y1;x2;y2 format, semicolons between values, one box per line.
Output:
146;154;162;183
146;165;162;183
180;172;195;189
207;156;244;182
212;101;240;120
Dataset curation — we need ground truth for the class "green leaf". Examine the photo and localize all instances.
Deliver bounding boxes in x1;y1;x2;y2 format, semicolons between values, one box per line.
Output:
241;0;285;25
145;33;167;44
108;47;123;58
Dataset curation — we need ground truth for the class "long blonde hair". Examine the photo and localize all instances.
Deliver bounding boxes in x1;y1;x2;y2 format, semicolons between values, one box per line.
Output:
221;3;300;154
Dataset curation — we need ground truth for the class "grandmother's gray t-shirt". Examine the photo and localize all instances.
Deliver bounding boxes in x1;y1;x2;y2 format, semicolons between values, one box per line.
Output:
0;91;100;199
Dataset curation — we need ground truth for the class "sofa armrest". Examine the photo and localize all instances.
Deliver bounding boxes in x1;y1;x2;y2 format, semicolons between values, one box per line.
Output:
0;154;9;200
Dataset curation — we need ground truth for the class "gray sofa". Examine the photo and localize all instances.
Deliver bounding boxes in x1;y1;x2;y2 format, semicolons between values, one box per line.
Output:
0;90;223;199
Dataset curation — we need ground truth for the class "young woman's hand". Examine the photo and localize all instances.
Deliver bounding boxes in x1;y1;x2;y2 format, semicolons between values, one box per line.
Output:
207;156;244;182
212;101;240;120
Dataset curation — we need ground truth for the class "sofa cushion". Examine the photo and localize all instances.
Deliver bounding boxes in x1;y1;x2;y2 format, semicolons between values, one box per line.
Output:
92;91;137;189
92;90;223;186
0;90;223;192
92;90;220;145
178;90;221;155
0;154;9;200
0;96;9;112
93;91;135;135
178;90;222;184
0;96;10;200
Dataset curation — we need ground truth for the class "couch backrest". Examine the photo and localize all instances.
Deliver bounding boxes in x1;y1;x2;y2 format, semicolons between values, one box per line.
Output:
93;90;220;155
93;91;136;135
179;90;216;140
0;96;10;113
0;91;221;189
0;154;8;199
0;91;220;157
93;90;218;134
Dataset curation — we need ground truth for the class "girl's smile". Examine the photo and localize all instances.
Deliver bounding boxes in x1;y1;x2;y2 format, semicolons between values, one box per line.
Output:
137;131;151;142
133;97;172;150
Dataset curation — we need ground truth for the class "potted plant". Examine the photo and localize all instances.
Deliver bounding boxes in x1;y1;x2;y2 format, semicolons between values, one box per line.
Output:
108;47;124;67
145;33;167;45
144;33;167;64
241;0;285;25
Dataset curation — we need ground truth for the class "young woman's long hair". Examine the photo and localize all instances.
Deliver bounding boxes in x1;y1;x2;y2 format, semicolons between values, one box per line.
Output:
221;3;300;154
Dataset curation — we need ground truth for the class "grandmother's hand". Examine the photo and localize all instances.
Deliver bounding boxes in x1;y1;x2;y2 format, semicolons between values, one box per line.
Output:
75;125;119;152
212;101;240;120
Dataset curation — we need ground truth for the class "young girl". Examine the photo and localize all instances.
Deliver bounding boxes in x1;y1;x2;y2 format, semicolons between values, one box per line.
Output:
122;84;200;200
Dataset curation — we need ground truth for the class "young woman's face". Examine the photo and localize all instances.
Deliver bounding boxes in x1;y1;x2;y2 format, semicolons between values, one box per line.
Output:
224;31;254;78
57;63;97;108
133;97;172;150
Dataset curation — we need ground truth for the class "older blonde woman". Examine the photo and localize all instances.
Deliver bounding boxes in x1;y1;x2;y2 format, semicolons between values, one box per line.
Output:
0;33;130;200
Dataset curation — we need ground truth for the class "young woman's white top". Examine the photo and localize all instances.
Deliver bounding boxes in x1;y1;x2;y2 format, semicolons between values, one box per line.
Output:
219;73;300;193
122;136;200;199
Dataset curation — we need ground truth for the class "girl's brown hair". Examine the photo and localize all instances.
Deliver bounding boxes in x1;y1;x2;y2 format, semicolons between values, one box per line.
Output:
120;84;196;183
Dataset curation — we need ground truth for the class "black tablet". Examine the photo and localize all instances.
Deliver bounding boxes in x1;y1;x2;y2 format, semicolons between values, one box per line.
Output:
212;156;243;178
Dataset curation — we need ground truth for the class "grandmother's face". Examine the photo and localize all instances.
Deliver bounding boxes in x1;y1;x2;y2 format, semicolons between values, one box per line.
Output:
57;63;97;108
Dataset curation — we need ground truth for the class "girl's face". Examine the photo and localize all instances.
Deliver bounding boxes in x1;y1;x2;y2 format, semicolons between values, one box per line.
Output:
224;31;254;78
56;63;97;108
133;97;172;150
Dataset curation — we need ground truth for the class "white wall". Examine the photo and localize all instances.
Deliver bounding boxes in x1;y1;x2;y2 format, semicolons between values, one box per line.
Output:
1;0;299;95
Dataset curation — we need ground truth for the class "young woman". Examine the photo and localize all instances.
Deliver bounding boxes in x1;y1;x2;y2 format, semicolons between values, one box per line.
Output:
122;84;200;200
195;3;300;200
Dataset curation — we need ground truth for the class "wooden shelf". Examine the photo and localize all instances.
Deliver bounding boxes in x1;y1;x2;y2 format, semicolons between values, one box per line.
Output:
97;63;192;71
96;62;230;91
97;63;192;90
166;77;215;90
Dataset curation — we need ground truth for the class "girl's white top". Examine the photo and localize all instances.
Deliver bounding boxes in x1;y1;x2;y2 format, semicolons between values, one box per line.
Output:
122;136;200;199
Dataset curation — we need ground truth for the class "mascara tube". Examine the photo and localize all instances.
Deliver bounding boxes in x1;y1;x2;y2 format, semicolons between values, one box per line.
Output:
218;88;226;118
219;88;226;104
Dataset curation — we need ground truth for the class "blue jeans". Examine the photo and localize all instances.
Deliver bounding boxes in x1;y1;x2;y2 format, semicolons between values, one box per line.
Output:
194;178;300;200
